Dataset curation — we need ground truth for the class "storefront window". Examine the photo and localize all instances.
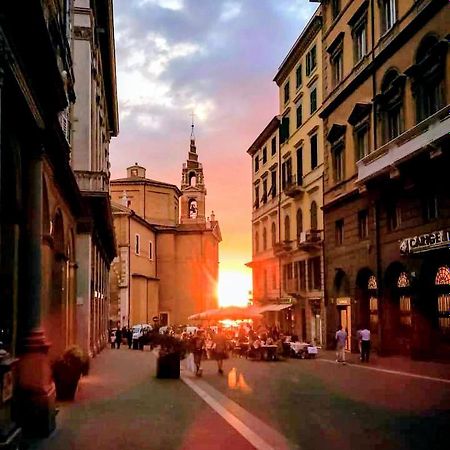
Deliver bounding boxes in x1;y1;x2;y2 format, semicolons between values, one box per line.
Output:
397;272;411;327
435;266;450;339
368;276;378;330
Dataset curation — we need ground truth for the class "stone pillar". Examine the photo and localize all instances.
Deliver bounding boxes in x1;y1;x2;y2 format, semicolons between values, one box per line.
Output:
17;152;56;437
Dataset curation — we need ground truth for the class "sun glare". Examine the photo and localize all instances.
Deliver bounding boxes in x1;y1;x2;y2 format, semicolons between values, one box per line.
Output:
218;271;252;307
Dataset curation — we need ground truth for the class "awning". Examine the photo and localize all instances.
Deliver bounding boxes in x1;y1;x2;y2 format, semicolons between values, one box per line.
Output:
257;303;293;313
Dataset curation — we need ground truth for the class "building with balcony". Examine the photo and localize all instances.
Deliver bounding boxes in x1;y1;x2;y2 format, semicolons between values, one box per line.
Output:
247;8;325;343
319;0;449;359
71;0;118;357
110;134;221;327
0;0;86;440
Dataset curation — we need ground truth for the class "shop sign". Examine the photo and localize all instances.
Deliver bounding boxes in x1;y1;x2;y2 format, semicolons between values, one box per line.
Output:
336;297;351;306
279;297;294;304
400;229;450;255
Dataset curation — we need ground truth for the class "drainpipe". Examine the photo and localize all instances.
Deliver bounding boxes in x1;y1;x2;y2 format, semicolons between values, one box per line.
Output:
278;128;282;303
127;214;131;328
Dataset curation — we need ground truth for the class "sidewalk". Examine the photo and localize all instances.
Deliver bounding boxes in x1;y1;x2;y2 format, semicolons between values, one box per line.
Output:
318;349;450;380
25;348;254;450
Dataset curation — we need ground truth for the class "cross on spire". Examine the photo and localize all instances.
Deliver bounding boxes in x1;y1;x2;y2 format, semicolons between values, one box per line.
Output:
190;111;195;140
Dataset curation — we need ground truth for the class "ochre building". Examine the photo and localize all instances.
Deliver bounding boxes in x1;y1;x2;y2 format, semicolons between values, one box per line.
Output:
110;136;221;327
319;0;450;359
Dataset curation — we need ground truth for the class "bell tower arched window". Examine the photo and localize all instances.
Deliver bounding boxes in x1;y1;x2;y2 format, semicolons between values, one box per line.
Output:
189;171;197;187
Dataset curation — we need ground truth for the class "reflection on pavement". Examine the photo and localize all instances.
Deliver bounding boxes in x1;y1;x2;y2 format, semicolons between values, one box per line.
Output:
227;367;252;393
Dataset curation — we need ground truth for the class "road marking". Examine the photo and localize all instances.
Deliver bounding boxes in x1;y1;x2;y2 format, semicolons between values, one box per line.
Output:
317;359;450;384
181;373;292;450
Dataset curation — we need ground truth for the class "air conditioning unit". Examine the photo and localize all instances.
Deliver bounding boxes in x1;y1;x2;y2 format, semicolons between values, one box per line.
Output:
298;232;306;243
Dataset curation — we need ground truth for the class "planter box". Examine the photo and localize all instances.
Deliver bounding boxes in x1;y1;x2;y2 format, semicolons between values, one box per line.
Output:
156;352;180;379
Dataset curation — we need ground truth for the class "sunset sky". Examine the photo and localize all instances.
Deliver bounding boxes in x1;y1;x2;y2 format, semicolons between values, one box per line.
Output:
110;0;317;305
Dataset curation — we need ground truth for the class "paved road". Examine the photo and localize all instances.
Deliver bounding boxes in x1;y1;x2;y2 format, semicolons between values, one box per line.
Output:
28;348;450;450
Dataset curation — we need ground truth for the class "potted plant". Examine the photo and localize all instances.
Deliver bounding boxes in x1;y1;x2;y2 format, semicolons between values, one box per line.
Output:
52;345;85;400
154;334;186;379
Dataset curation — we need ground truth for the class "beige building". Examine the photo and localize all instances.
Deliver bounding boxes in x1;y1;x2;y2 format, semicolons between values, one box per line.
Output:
248;10;325;343
71;0;118;357
110;135;221;327
319;0;450;359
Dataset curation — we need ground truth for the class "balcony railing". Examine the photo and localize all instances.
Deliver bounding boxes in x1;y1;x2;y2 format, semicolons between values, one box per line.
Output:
74;170;109;193
297;229;323;250
273;240;293;255
283;175;304;198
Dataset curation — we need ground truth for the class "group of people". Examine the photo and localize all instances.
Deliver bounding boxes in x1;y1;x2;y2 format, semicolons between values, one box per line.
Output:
335;325;371;363
109;326;133;349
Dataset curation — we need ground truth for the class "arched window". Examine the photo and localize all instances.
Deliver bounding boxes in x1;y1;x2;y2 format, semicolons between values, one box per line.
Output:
410;35;446;123
284;215;290;242
378;69;405;144
310;201;318;230
435;266;450;338
255;231;259;253
296;208;303;239
397;272;411;327
262;227;267;251
189;199;198;218
189;171;197;187
368;275;378;330
271;222;276;247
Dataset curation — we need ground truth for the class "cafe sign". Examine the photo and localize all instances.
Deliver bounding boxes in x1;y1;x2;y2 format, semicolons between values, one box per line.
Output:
400;229;450;255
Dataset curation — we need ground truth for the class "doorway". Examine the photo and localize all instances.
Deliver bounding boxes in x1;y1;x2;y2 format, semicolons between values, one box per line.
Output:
339;306;351;351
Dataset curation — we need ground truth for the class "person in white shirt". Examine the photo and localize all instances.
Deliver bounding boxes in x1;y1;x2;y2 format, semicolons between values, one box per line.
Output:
335;326;347;363
357;327;371;362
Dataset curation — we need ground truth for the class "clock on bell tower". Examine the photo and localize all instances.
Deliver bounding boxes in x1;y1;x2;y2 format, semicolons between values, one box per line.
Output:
180;124;207;224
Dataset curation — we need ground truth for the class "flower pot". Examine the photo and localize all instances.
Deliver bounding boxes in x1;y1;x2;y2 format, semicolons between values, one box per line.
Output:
156;351;180;379
53;369;81;401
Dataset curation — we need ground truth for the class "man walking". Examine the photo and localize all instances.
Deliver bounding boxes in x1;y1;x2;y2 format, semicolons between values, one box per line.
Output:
358;326;371;362
335;326;347;363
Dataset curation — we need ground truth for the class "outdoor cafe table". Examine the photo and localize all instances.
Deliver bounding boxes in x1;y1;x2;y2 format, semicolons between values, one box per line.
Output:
290;342;318;358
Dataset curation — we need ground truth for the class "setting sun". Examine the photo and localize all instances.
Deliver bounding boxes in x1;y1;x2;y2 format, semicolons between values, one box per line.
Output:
218;271;252;307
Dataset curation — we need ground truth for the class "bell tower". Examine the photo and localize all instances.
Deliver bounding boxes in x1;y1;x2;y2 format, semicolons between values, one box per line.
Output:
180;122;207;224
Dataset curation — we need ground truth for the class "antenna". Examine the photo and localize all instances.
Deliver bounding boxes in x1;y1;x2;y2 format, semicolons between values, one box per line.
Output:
190;111;195;139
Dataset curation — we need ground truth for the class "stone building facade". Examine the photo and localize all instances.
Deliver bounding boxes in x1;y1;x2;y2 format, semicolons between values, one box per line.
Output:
72;0;118;357
110;136;221;327
319;0;450;359
248;9;326;343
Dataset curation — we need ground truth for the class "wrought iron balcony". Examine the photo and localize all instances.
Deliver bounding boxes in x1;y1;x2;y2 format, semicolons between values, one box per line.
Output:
283;175;304;198
273;240;294;255
74;170;109;193
297;229;323;250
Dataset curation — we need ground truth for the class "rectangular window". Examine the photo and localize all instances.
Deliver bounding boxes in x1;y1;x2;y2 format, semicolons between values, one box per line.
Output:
333;144;344;182
310;88;317;114
332;0;341;20
335;220;344;246
271;136;277;156
262;147;267;164
308;257;321;291
296;64;302;89
296;102;303;129
310;134;318;170
387;106;402;141
331;51;343;86
135;234;140;254
354;23;367;63
254;154;259;172
254;186;260;209
358;210;368;240
306;45;317;76
387;202;401;231
149;241;153;260
296;147;303;186
284;81;290;104
279;116;290;145
382;0;396;33
271;170;277;197
282;158;292;189
272;268;277;290
262;179;268;203
423;194;438;221
355;126;369;161
299;260;306;291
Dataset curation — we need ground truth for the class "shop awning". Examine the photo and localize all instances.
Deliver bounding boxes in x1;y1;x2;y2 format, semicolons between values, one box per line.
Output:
257;303;293;313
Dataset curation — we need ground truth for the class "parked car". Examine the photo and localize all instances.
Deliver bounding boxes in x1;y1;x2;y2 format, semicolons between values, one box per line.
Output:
131;324;152;349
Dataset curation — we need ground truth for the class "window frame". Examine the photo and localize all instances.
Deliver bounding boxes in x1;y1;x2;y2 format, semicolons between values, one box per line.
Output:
149;240;154;260
135;233;140;255
284;80;290;104
332;140;345;183
358;210;369;240
306;45;317;77
354;121;370;161
296;64;303;90
310;86;318;114
310;134;318;170
353;17;367;64
381;0;397;35
296;101;303;129
335;219;344;246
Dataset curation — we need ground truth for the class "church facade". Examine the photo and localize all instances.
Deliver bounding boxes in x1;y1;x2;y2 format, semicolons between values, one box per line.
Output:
110;135;221;327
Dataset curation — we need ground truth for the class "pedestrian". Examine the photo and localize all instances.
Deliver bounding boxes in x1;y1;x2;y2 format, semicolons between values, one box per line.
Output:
213;327;228;375
191;329;205;377
335;325;347;363
357;326;371;362
127;327;133;349
115;327;122;349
